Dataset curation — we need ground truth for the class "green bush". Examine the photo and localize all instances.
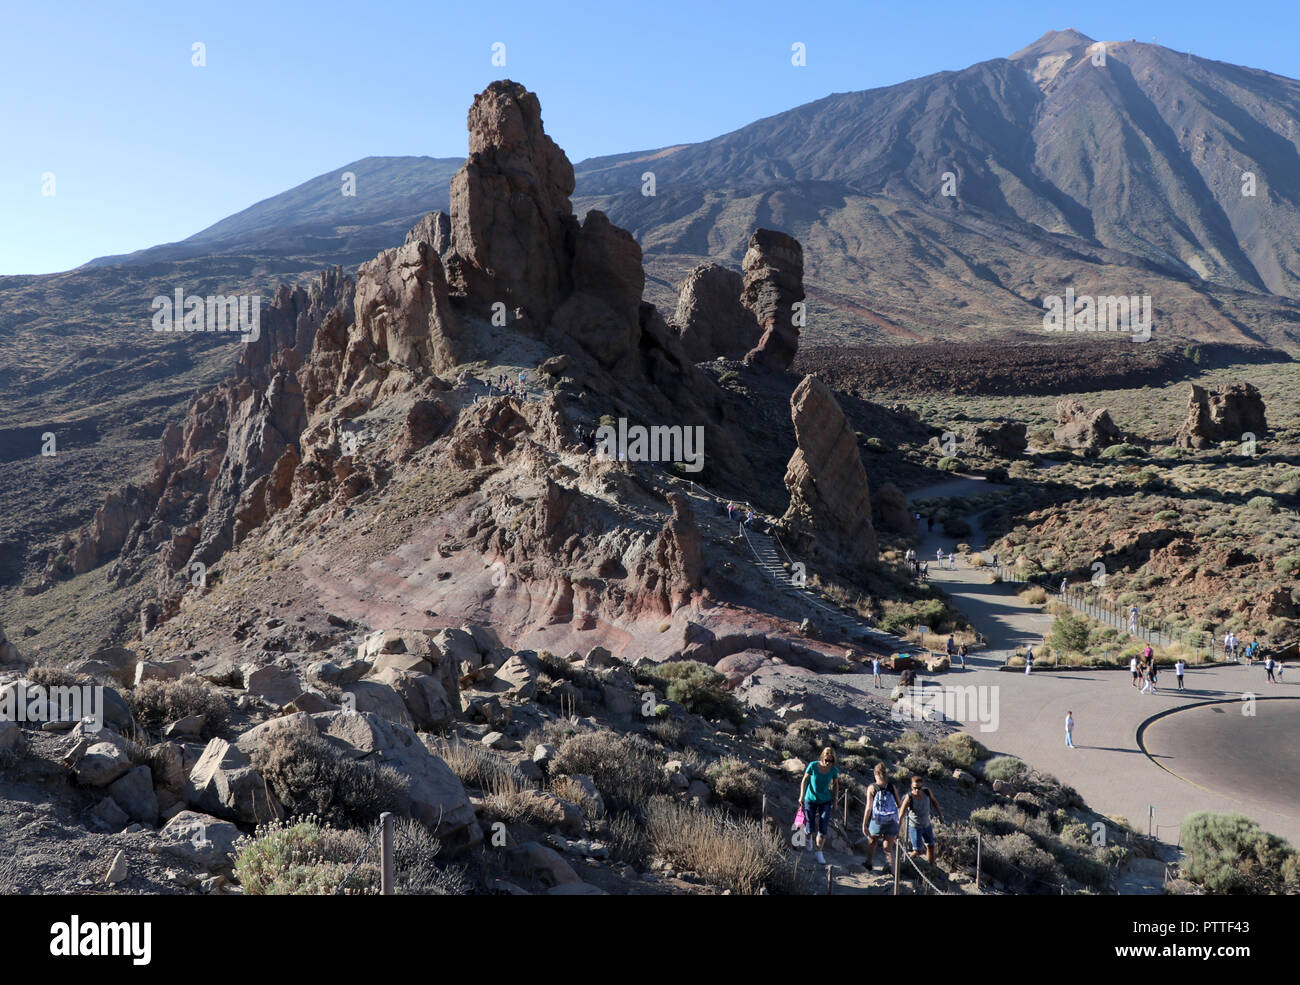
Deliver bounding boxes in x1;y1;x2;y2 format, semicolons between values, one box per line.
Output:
1276;557;1300;578
1100;443;1142;459
1052;612;1091;653
1247;496;1278;513
983;756;1028;784
1180;812;1297;894
234;817;468;895
637;661;743;723
937;457;962;473
938;732;989;769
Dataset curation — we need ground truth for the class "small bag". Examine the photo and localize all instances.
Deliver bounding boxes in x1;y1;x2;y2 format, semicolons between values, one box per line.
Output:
794;805;807;830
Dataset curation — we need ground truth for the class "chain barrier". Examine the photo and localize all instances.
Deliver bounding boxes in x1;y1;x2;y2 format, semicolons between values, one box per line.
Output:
332;820;385;896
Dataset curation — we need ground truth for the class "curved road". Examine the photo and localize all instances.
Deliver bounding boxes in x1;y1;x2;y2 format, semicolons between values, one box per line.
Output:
876;474;1300;847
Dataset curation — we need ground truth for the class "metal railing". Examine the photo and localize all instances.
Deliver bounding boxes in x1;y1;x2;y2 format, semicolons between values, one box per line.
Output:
989;564;1222;661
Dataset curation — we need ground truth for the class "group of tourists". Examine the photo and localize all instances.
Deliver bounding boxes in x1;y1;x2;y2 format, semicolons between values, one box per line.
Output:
798;752;944;869
726;502;757;528
903;548;930;580
944;634;968;669
1223;632;1265;664
1128;644;1169;693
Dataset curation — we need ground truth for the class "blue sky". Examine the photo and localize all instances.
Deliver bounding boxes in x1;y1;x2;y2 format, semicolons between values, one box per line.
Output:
2;0;1296;275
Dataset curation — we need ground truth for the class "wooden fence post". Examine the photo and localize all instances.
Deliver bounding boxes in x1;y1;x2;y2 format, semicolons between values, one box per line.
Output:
380;811;395;896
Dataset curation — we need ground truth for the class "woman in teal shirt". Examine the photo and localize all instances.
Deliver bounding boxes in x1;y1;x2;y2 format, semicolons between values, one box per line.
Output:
799;747;840;865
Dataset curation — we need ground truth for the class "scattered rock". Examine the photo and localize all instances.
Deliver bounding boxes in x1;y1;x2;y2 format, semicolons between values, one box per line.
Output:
1174;382;1267;449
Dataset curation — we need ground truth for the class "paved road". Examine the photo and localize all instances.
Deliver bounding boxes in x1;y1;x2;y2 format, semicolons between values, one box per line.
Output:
892;475;1300;847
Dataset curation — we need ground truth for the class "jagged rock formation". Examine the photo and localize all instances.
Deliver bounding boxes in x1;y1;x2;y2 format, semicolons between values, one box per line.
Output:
44;79;757;634
1174;383;1267;449
672;262;761;362
45;272;354;598
742;230;805;371
781;376;878;561
1053;399;1123;456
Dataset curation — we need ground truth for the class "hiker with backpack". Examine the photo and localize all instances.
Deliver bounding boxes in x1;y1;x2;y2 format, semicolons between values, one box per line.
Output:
798;747;840;866
862;763;901;872
898;775;944;863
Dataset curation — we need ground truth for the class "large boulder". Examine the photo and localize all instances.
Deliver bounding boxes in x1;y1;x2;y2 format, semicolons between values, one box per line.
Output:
781;375;878;560
1053;399;1123;456
672;262;760;362
107;765;160;826
370;667;456;731
742;230;805;371
183;738;282;825
1174;383;1267;449
310;711;479;842
156;810;242;871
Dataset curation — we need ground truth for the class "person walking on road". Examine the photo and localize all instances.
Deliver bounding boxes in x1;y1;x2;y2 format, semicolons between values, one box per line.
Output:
1266;655;1277;684
872;656;883;689
958;643;968;670
899;776;944;864
863;763;901;873
1175;658;1186;690
1065;710;1075;748
799;748;840;867
1130;654;1141;689
1024;645;1034;675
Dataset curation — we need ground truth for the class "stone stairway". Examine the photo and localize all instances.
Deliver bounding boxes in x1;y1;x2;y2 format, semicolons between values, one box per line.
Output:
675;477;916;652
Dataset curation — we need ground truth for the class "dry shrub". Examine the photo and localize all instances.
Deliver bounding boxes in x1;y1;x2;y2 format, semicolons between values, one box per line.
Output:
129;675;230;737
645;796;793;894
436;738;526;791
550;730;670;814
1020;586;1048;605
252;727;405;827
479;773;565;828
706;758;766;813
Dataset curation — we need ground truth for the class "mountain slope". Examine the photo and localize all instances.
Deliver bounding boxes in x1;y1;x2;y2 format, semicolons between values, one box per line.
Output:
84;156;462;269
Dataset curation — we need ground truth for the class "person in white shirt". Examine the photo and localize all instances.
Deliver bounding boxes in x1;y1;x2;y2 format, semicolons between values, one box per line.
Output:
1130;655;1140;689
1175;659;1186;690
1065;711;1075;748
1024;645;1034;675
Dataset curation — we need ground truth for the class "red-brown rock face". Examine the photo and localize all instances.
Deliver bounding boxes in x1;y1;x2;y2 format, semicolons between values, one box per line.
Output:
781;375;878;561
672;262;760;362
742;229;805;371
445;80;578;321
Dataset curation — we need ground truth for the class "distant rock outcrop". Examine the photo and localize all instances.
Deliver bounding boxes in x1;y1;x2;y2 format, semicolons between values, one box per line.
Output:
969;422;1028;457
781;376;878;560
1053;399;1123;456
672;262;760;362
742;230;805;371
1174;383;1267;449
